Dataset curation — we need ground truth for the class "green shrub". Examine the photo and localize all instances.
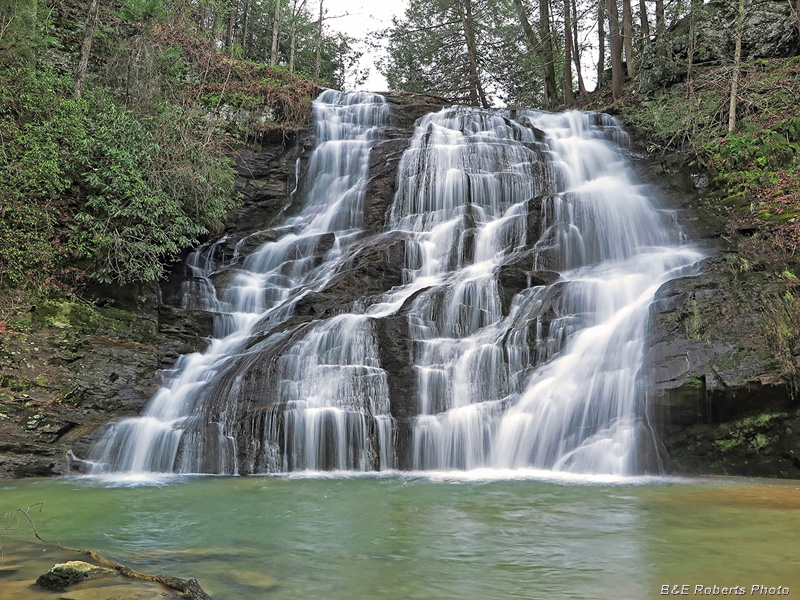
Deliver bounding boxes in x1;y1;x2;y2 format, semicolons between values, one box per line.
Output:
0;65;237;287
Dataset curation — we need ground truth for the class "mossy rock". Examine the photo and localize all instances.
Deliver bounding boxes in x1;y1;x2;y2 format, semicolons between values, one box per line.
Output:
35;560;115;589
29;299;156;341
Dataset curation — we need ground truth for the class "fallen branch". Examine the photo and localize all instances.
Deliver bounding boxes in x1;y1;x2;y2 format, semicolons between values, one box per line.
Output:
54;546;213;600
4;502;213;599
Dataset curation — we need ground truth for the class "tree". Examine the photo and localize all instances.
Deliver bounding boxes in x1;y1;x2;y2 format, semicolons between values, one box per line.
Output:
638;0;650;47
622;0;635;76
379;0;495;105
314;0;323;78
269;0;283;64
597;0;606;86
655;0;665;39
570;0;587;96
73;0;99;99
562;0;574;105
289;0;308;73
537;0;559;107
728;0;745;131
607;0;624;99
458;0;489;107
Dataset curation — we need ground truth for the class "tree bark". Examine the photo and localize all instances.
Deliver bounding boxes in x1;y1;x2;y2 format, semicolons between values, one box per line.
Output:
655;0;665;39
728;0;745;131
571;0;587;95
638;0;650;47
270;0;283;64
241;0;250;56
607;0;624;99
225;0;236;53
73;0;99;100
512;0;552;104
597;0;606;88
289;0;299;73
314;0;323;78
539;0;559;108
622;0;635;76
458;0;489;107
563;0;574;105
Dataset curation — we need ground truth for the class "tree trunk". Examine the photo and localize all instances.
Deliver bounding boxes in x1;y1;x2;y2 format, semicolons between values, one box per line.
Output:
458;0;489;107
241;0;250;56
688;0;696;101
638;0;650;47
597;0;606;88
73;0;99;100
622;0;635;76
655;0;665;39
512;0;552;104
607;0;624;99
539;0;559;108
270;0;283;64
289;0;298;73
563;0;574;105
728;0;745;131
314;0;323;79
226;0;236;53
571;0;587;95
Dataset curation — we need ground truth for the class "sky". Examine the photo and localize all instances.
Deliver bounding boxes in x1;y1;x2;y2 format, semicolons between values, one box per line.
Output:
321;0;409;91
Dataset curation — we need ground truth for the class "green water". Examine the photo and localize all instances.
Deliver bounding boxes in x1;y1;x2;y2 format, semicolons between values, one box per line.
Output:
1;475;799;599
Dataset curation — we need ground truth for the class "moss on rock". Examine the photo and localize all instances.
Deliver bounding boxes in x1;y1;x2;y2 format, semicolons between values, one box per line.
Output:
35;560;115;589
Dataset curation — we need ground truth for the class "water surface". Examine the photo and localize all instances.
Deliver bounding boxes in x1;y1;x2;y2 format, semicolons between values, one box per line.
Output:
1;475;799;599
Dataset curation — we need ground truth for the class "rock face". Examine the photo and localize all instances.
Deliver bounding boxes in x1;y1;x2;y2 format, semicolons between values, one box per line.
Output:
692;0;800;63
632;145;800;478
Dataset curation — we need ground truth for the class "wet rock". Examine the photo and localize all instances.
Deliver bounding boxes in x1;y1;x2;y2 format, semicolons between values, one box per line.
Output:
363;93;449;233
232;229;281;256
323;233;408;298
644;261;800;476
496;266;559;315
36;561;115;589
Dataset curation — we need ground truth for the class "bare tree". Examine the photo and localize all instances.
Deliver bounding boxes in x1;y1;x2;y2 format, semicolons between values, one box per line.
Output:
74;0;99;99
728;0;746;131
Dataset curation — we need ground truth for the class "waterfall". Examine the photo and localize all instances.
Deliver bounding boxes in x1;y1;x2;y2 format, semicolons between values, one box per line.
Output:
89;92;702;477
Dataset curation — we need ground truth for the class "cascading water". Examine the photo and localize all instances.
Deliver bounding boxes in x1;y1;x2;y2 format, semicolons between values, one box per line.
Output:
90;90;391;474
89;92;702;478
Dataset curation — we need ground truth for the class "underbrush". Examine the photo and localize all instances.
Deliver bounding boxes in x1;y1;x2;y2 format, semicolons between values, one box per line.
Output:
0;65;236;288
609;57;800;253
